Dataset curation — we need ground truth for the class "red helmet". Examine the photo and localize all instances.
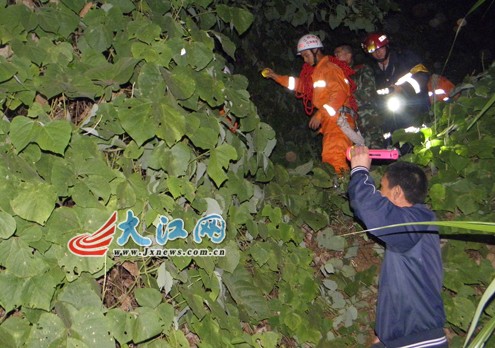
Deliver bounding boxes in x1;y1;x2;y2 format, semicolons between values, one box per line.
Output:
362;33;390;54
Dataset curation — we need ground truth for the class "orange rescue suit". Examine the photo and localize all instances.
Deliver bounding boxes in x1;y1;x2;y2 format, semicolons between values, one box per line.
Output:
273;56;354;173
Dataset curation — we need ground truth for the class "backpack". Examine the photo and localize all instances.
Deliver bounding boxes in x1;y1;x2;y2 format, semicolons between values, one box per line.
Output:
427;74;455;104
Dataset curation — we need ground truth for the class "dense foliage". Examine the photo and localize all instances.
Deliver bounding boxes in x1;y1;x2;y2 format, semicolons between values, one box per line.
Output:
0;1;493;347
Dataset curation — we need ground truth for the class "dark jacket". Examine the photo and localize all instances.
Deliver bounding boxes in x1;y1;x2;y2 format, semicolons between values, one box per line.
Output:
348;167;447;348
373;49;430;131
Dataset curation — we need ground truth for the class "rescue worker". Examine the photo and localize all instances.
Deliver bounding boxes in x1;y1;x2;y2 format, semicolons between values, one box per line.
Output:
362;33;430;145
263;34;361;173
428;73;456;104
334;44;382;148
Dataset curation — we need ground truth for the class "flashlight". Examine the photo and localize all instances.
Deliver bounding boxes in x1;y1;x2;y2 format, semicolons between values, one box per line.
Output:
346;147;400;161
387;95;403;112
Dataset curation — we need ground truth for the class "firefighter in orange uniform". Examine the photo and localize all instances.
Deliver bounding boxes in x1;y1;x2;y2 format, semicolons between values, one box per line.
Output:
263;34;360;174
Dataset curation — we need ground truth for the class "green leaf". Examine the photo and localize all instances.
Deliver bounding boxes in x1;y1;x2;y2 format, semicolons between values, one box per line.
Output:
116;179;137;209
163;66;196;100
207;143;238;187
156;263;174;295
284;312;306;336
21;270;62;310
463;273;495;347
0;316;31;348
117;99;155;146
250;242;270;267
155;103;187;147
253;331;281;348
11;181;57;225
223;266;271;320
300;210;329;232
195;70;225;107
132;307;163;344
25;312;66;348
355;221;495;238
212;31;236;59
186;41;214;70
316;229;346;251
448;296;476;331
311;168;333;188
57;275;103;310
60;0;87;13
189;125;218;150
106;309;134;345
429;183;447;211
166;330;190;347
217;240;240;273
467;89;495;130
216;4;231;22
136;62;166;100
47;243;109;282
128;19;161;44
466;315;495;348
182;289;208;320
113;57;141;85
81;23;113;52
0;57;17;83
0;211;16;239
135;288;162;308
69;307;115;348
149;141;192;177
261;205;282;225
36;120;72;155
0;272;25;311
456;194;478;215
217;5;253;35
9;116;38;152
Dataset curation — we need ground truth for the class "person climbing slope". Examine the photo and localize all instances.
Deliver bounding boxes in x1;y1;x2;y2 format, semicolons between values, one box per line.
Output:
263;34;363;173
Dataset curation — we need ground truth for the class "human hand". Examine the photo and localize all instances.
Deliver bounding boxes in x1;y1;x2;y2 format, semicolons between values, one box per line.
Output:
308;115;321;130
261;68;278;80
349;145;372;170
392;85;403;94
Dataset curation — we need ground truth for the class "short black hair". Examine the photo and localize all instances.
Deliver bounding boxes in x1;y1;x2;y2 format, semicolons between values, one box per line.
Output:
334;44;353;55
384;162;428;204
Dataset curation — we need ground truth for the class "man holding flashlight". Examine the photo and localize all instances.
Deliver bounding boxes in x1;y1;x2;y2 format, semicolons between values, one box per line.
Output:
348;146;448;348
362;33;430;146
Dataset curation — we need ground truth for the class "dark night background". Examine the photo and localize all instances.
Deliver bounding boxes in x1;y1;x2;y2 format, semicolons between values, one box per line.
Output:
362;0;495;83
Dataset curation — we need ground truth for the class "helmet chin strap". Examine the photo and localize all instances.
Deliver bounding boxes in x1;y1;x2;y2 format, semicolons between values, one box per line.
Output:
375;46;390;63
311;49;319;66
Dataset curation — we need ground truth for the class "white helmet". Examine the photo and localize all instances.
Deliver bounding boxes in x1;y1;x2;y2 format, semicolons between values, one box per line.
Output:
297;34;323;54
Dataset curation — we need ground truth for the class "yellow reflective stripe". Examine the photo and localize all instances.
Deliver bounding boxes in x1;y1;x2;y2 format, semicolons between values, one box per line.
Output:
323;104;337;116
410;64;429;74
288;76;296;90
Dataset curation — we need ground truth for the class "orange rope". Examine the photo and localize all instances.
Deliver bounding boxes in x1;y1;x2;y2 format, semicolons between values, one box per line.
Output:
327;56;358;114
295;63;316;115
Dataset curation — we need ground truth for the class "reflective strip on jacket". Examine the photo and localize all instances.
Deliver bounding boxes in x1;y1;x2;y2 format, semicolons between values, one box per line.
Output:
273;56;352;133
